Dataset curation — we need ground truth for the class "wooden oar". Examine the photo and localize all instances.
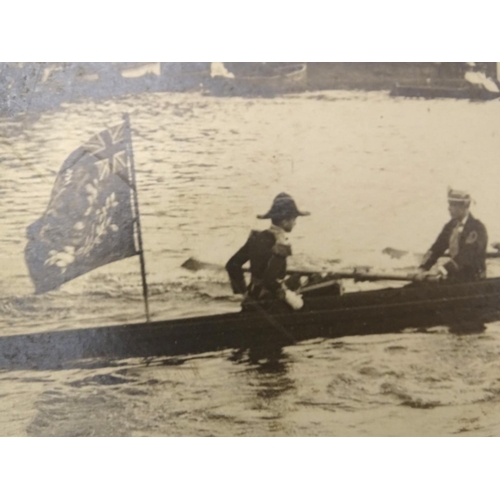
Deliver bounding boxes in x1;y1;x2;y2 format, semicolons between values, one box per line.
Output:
182;258;419;284
299;272;417;293
181;257;324;277
382;247;500;260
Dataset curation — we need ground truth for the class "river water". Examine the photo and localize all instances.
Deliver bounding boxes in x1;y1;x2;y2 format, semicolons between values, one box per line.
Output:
1;89;500;436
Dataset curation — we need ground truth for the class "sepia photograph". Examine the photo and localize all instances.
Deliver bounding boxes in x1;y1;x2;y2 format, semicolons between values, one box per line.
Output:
1;60;500;438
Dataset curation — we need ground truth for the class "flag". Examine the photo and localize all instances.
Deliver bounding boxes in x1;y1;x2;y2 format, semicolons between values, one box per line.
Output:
25;120;139;293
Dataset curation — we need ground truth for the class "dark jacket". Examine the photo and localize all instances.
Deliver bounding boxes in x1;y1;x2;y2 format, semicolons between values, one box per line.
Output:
226;229;291;300
420;213;487;281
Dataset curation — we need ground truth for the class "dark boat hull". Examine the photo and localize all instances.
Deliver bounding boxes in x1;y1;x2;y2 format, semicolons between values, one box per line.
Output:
390;83;500;100
2;278;500;370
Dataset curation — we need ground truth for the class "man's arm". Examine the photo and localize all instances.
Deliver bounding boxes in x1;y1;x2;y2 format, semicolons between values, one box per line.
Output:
420;223;451;271
226;238;250;294
262;243;291;297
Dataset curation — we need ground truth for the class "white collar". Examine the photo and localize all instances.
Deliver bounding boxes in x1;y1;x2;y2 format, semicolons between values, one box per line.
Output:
269;223;285;234
269;224;289;245
453;214;469;229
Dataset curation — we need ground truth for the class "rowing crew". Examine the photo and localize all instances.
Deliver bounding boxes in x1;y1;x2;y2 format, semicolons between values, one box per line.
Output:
226;189;488;312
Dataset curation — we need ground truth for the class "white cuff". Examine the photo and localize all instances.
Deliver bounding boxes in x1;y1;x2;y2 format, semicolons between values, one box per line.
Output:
285;289;304;310
438;266;448;277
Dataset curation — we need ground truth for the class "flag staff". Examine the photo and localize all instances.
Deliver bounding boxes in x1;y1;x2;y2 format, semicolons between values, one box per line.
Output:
123;113;150;322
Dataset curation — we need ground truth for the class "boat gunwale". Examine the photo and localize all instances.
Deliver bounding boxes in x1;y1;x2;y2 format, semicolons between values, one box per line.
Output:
17;276;500;337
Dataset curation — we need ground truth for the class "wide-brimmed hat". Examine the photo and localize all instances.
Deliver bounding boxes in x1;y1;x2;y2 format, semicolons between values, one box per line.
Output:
257;192;311;219
448;188;471;204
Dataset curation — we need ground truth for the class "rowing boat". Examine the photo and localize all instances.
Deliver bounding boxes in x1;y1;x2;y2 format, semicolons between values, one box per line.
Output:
2;276;500;370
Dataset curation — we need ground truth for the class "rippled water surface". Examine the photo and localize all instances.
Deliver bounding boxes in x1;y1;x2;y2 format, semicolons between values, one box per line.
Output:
1;89;500;436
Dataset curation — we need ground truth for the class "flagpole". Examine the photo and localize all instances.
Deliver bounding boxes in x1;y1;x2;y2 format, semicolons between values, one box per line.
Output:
123;113;151;323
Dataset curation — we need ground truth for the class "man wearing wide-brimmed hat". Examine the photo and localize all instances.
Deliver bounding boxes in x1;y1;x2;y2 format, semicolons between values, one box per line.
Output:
226;193;310;311
416;188;488;282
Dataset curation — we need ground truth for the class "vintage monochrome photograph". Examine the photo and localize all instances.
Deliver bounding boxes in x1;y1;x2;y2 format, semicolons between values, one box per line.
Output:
1;61;500;437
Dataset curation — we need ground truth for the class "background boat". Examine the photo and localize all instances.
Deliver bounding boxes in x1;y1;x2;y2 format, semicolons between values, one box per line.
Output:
389;63;500;101
205;63;307;97
390;82;500;101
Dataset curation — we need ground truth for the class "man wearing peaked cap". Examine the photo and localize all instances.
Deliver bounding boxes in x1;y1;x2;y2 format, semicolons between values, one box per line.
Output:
416;188;488;282
226;193;310;312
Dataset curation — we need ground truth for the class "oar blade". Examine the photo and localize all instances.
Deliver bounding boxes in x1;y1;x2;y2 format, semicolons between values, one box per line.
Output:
181;258;225;272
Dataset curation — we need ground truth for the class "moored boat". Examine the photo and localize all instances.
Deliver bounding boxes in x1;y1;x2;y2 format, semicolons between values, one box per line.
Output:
206;63;308;97
2;277;500;370
390;82;500;100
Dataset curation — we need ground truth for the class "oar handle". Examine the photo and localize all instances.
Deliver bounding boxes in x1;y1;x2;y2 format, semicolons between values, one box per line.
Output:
299;273;416;293
244;267;418;283
242;267;319;277
351;272;417;282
